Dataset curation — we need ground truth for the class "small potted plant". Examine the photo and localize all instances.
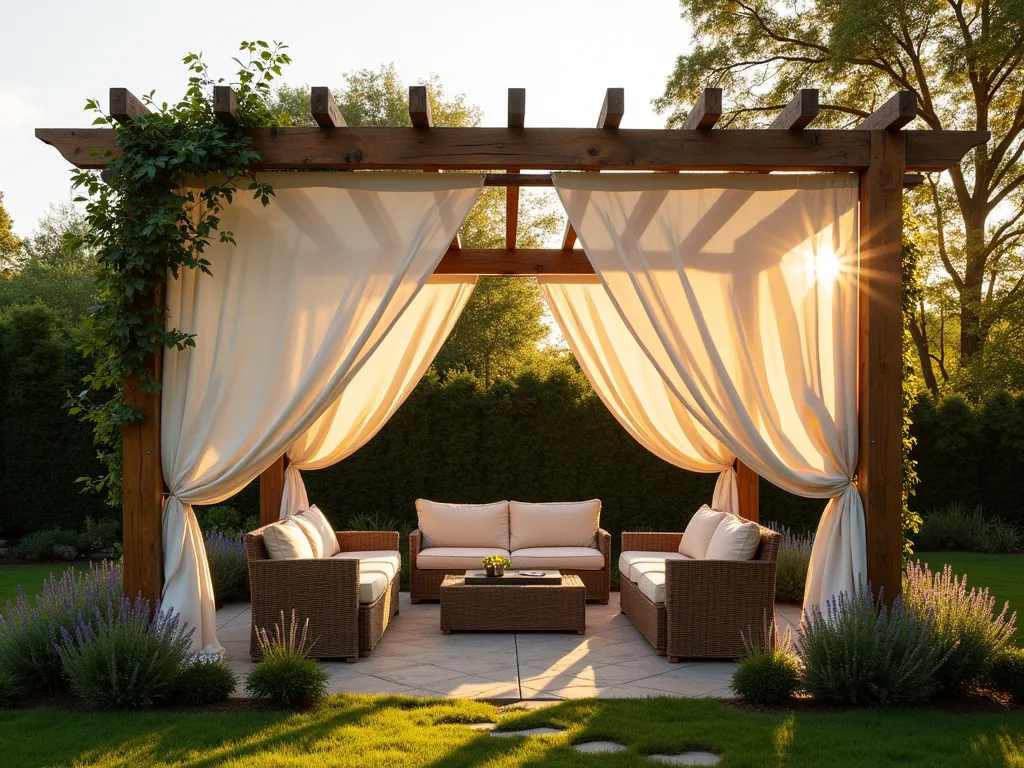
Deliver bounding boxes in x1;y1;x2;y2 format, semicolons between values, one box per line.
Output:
481;554;511;578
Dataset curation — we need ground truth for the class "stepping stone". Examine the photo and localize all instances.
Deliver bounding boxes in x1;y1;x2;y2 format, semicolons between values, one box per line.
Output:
648;752;721;766
490;727;564;738
465;723;497;732
573;741;627;754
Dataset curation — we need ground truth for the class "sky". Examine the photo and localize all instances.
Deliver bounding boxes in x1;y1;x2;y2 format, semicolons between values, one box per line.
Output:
1;0;693;238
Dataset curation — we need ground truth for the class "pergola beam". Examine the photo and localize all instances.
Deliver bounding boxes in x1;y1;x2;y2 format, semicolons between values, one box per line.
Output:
409;85;432;128
213;86;238;126
109;88;149;125
682;88;723;130
506;89;524;250
311;87;346;128
435;248;593;275
858;91;916;131
36;126;986;172
769;89;819;130
597;88;624;129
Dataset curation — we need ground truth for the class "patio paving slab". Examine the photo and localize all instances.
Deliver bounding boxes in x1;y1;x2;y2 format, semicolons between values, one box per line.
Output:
217;592;797;701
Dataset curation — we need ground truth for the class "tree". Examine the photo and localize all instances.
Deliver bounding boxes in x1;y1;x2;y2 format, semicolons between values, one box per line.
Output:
0;192;22;275
271;65;562;385
0;202;97;320
656;0;1024;397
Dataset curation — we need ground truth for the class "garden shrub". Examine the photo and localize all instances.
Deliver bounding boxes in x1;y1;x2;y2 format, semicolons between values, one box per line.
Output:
76;517;121;556
173;657;236;705
990;647;1024;702
0;560;121;690
56;595;192;710
731;619;801;706
0;667;16;708
798;585;948;706
14;528;80;561
196;505;257;536
915;503;1021;554
246;610;328;708
205;530;249;606
903;561;1017;687
766;523;813;603
346;510;409;536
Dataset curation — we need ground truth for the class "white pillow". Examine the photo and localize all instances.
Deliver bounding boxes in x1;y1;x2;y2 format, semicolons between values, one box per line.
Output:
678;505;727;559
415;500;510;549
290;514;325;558
298;505;340;558
263;518;315;560
705;514;762;561
509;500;601;550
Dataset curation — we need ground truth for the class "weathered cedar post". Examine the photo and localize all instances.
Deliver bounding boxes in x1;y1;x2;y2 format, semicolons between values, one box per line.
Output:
122;284;165;606
857;128;907;602
259;455;288;525
736;461;760;522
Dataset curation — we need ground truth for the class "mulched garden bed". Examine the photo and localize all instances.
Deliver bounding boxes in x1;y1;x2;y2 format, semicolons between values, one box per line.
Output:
726;685;1018;716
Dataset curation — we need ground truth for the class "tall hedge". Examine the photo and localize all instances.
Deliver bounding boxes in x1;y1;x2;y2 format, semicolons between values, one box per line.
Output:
0;305;109;538
292;367;826;539
910;390;1024;523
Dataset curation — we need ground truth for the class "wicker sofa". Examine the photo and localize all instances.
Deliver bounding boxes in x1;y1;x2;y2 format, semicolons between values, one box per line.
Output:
409;499;611;604
619;521;780;661
244;523;400;662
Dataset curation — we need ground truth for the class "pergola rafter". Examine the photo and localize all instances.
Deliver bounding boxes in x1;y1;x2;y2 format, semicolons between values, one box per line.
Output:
36;85;988;609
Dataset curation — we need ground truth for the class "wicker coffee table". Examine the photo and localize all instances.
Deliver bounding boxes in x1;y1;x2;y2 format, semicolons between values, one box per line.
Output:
440;572;586;634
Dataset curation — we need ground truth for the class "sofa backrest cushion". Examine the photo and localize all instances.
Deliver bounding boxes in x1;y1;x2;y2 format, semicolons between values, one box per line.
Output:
705;514;762;561
678;505;727;559
415;499;510;549
297;505;340;558
263;518;315;560
509;500;601;551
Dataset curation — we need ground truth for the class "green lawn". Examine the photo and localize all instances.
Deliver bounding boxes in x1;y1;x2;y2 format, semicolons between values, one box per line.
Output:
0;694;1021;768
0;563;79;607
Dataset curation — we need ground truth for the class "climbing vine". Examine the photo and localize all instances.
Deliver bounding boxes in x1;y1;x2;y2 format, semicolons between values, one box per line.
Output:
69;41;292;505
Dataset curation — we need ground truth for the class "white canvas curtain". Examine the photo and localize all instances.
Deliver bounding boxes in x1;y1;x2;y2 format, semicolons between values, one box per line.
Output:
162;172;483;652
538;275;738;514
553;172;864;614
280;274;477;517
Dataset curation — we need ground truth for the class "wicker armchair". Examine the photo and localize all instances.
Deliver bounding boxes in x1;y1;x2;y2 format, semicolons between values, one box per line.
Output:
409;528;612;604
619;527;780;661
244;528;400;662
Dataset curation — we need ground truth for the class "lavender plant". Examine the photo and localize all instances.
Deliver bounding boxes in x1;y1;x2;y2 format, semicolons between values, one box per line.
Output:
0;561;121;690
765;523;814;603
798;584;949;706
204;529;249;605
56;595;193;710
903;561;1017;687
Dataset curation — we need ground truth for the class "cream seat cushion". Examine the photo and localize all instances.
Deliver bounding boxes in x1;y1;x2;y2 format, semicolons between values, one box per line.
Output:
618;551;691;582
637;569;667;605
678;505;727;559
332;550;401;604
511;547;605;570
508;500;600;550
415;499;510;550
705;515;762;561
297;505;340;558
263;518;315;560
416;547;511;570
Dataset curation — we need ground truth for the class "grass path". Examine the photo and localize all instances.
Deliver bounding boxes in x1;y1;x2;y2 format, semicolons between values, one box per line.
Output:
0;694;1021;768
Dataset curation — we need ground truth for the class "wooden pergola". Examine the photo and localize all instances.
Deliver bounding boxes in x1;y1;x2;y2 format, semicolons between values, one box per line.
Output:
38;84;987;609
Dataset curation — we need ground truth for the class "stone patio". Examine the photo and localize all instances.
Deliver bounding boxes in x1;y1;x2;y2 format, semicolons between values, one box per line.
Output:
216;594;802;701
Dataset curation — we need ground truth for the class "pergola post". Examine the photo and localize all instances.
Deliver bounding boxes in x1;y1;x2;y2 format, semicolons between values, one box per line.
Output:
857;130;906;603
259;455;288;525
121;284;165;607
736;461;759;522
